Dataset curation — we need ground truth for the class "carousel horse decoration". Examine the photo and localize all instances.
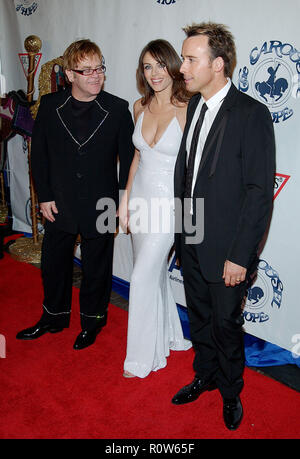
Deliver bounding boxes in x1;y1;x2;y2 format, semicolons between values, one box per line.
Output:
255;63;288;103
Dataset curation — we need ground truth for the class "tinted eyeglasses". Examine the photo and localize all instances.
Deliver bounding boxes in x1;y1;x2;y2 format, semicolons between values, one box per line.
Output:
72;65;106;76
72;56;106;76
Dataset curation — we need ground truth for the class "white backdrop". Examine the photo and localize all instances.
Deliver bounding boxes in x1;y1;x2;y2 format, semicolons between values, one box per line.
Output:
6;135;32;233
1;0;300;358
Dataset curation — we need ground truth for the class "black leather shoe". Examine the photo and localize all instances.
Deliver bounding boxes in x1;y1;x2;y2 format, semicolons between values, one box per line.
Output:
73;327;102;350
223;396;243;430
172;377;217;405
16;322;64;340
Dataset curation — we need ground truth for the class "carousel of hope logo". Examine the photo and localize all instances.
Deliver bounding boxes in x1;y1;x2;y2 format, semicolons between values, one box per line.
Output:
15;1;38;16
156;0;177;4
238;40;300;123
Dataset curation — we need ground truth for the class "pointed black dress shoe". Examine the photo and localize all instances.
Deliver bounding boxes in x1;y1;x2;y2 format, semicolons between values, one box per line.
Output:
223;396;243;430
73;327;102;350
172;377;217;405
16;322;64;340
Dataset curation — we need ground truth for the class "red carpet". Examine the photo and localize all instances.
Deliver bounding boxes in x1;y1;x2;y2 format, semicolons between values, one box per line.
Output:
0;248;299;439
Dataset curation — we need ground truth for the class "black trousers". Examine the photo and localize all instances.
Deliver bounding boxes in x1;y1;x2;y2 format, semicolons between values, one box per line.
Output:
181;236;247;399
40;226;114;331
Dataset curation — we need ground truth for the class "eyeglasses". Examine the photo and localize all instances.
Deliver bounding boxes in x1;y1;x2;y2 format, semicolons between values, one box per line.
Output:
72;65;106;76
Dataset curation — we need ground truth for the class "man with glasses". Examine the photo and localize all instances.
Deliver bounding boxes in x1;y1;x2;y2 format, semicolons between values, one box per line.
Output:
17;39;134;350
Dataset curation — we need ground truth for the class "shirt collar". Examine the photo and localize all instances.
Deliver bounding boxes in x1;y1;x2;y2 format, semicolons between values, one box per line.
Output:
202;78;231;111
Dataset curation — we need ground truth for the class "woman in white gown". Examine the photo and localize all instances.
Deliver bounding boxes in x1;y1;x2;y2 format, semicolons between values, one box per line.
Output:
119;39;192;378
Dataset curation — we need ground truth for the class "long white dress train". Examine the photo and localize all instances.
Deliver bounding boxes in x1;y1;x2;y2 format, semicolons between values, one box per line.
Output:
123;111;191;378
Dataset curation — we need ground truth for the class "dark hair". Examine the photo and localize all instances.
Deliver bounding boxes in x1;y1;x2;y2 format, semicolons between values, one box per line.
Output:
136;39;190;106
183;22;236;78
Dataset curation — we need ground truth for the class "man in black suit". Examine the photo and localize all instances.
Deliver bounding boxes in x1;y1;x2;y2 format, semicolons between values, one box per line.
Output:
172;23;275;430
17;39;134;349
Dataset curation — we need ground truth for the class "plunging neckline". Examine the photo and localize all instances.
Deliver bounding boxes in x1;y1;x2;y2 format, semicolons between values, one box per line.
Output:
139;111;181;150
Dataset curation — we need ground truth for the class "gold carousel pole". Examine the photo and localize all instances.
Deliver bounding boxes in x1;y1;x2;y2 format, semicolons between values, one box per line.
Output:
24;35;41;244
9;35;42;263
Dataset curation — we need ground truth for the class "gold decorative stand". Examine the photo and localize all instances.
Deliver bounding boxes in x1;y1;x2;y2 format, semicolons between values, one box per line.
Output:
9;35;43;264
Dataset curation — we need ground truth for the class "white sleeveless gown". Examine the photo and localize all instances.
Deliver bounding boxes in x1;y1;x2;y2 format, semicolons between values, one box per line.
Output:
123;111;191;378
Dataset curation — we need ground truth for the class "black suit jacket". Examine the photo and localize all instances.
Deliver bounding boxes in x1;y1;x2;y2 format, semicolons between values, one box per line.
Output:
31;87;134;237
174;84;275;282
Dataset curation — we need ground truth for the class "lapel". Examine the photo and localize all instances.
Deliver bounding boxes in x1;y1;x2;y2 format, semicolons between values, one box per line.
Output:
185;93;202;137
56;88;109;148
176;93;201;178
196;84;238;179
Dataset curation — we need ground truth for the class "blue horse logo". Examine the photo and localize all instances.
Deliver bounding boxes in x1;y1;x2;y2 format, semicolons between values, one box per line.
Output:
247;286;264;305
255;63;288;102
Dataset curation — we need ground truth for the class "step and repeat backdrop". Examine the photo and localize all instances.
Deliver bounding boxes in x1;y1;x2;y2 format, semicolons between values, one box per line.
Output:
1;0;300;360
